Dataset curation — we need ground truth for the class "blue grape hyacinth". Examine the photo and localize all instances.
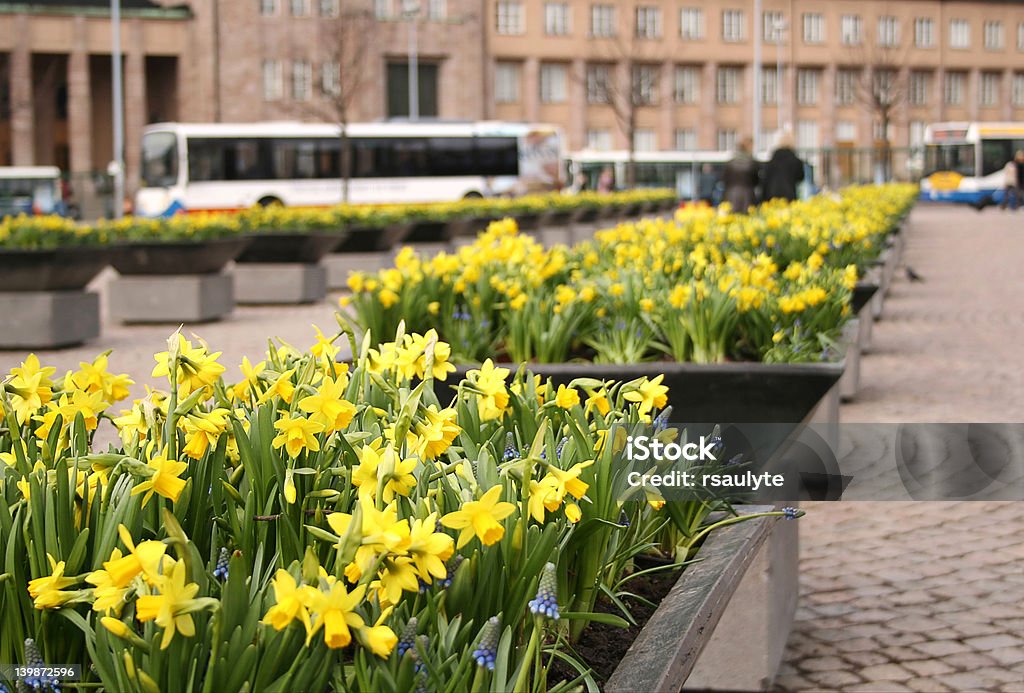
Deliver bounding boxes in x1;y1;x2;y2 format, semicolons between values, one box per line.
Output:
472;617;501;670
528;562;560;620
397;617;418;657
213;547;230;581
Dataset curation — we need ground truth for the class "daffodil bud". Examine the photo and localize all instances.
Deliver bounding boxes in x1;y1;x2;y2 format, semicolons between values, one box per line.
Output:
284;469;297;504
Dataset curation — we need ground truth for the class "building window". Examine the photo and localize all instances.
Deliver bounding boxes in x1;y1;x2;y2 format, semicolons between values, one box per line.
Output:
908;71;929;106
835;68;857;106
321;61;340;96
675;128;696;150
632;64;659;105
591;4;615;37
674;65;700;103
872;121;892;143
494;62;521;103
796;69;819;105
427;0;446;20
260;0;278;16
586;63;611;103
835;121;856;142
634;129;657;151
914;18;934;47
679;8;703;40
760;67;778;105
878;16;899;47
1013;73;1024;105
262;60;283;100
290;0;310;16
909;121;926;147
716;66;740;104
292;60;312;100
587;129;612;150
763;11;784;43
984;21;1004;50
949;19;970;49
496;0;525;34
717;128;737;151
797;120;818;149
374;0;391;19
319;0;339;16
944;71;964;105
980;72;1000;106
544;3;570;35
635;6;661;38
841;15;862;45
722;10;745;42
1019;23;1024;50
802;13;824;44
539;63;568;103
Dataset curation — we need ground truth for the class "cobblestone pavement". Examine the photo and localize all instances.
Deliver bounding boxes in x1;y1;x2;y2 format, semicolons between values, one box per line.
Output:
774;205;1024;692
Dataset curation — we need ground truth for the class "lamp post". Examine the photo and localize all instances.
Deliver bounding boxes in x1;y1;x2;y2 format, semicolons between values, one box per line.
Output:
403;0;420;119
110;0;124;218
752;0;762;154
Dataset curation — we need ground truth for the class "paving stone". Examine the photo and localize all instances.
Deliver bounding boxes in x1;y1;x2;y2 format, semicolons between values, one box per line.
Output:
903;677;953;693
833;637;884;653
843;651;892;668
804;669;864;689
936;671;1003;691
940;652;1000;671
858;664;915;682
902;659;956;677
844;682;913;693
911;640;973;658
983;646;1024;666
963;634;1024;652
798;656;850;673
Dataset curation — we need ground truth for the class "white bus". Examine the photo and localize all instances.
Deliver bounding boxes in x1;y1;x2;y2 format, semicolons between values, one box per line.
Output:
0;166;67;218
920;122;1024;207
568;149;817;203
135;121;565;217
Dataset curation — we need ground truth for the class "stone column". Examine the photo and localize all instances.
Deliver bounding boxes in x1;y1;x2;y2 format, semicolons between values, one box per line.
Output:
967;68;980;121
658;60;673;149
701;61;717;149
569;58;587;151
933;66;945;122
9;14;34;166
1004;68;1014;121
523;57;540;123
124;19;147;196
68;16;93;177
615;59;630;149
821;64;836;147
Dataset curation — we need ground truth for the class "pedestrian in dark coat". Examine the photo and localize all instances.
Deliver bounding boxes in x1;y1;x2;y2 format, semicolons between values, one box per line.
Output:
722;137;760;212
763;132;805;202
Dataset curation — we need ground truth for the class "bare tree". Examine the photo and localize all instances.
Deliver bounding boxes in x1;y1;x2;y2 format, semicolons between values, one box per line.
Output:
578;3;662;188
295;1;377;203
850;14;909;181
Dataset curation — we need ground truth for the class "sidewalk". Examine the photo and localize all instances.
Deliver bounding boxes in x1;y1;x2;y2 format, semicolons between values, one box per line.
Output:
773;205;1024;692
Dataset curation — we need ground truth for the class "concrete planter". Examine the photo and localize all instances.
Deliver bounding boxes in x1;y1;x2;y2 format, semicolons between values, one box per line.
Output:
109;273;234;324
605;506;798;692
235;231;343;264
838;318;862;402
442;360;842;425
513;212;547;232
108;237;250;275
334;222;412;253
234;263;327;305
403;220;454;244
448;216;497;238
324;251;393;290
0;247;108;348
0;246;109;291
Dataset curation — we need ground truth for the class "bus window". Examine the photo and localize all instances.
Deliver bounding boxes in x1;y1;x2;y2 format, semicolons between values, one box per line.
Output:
981;139;1024;177
923;144;975;177
141;132;178;187
429;138;475;176
476;137;519;176
392;138;430;177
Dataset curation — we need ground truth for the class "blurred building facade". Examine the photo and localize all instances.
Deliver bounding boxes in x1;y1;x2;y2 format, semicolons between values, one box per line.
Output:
2;0;1024;198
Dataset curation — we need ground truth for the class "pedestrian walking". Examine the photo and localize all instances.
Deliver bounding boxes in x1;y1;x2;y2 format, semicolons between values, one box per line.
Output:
722;137;760;212
762;132;805;202
596;166;614;193
999;157;1019;210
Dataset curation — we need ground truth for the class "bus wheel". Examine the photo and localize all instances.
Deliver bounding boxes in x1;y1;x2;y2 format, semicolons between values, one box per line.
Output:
462;191;483;199
257;196;283;207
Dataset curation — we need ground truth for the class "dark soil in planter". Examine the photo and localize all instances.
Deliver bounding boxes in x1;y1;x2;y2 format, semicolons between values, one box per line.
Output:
109;236;251;275
235;231;342;263
448;216;497;238
548;567;681;686
852;282;880;314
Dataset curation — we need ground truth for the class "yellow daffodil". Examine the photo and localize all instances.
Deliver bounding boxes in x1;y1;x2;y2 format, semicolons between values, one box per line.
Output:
131;450;188;506
272;413;324;458
135;559;202;650
623;375;669;418
263;569;313;633
28;554;78;609
554;384;580;409
441;485;516;548
297;376;355;433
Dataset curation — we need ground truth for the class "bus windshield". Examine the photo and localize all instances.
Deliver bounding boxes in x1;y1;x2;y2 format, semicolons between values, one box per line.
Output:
142;132;179;187
0;172;61;217
923;143;975;177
